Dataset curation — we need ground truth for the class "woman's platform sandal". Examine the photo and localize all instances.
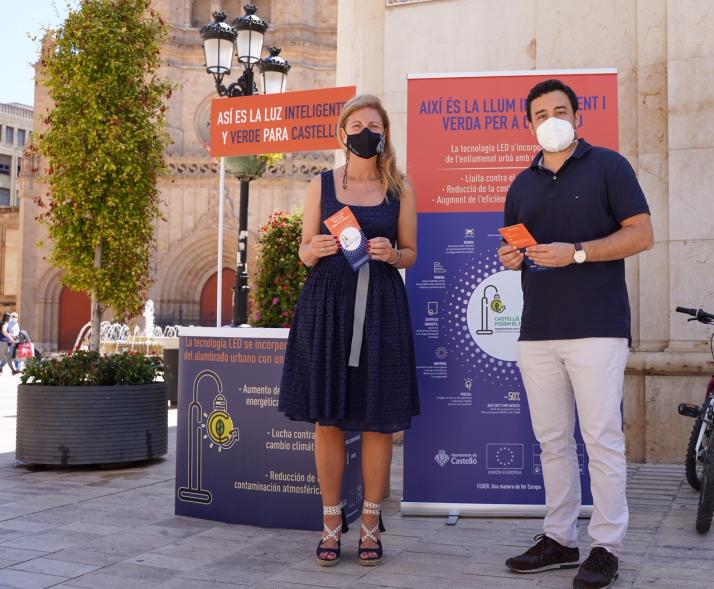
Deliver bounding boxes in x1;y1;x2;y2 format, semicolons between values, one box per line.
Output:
316;504;348;567
358;499;386;566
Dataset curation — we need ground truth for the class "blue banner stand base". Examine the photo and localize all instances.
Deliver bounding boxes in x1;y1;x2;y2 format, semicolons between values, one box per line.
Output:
400;501;593;518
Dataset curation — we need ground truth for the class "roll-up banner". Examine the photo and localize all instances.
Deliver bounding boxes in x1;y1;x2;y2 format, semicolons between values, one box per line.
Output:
403;69;618;516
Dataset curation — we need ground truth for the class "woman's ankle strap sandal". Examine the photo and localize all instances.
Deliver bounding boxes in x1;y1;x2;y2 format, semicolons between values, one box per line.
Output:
361;500;386;530
359;500;385;566
316;504;348;567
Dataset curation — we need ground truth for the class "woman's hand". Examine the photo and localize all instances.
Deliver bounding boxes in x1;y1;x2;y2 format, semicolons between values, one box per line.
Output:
367;237;397;263
309;234;340;259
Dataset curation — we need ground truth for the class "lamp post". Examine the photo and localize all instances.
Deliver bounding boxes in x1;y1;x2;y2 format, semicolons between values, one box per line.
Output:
200;5;291;327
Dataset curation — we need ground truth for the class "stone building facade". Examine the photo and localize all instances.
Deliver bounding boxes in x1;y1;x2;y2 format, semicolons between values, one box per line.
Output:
18;0;337;350
0;102;30;313
18;0;712;461
336;0;714;462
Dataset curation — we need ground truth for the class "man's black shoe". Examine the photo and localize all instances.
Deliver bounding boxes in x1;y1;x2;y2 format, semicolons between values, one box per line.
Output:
505;534;580;573
573;547;619;588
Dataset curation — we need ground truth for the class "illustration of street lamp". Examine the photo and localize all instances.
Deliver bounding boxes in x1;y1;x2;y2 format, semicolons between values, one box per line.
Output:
476;285;503;335
177;370;221;504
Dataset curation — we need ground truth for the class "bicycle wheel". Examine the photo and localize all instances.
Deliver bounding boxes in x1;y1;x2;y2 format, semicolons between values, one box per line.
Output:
686;418;706;490
695;436;714;533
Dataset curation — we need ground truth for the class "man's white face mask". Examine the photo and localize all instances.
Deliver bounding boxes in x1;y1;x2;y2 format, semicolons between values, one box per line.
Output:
535;116;576;153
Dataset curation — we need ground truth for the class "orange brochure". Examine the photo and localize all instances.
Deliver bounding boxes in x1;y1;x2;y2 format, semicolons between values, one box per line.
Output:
498;223;537;249
323;206;369;271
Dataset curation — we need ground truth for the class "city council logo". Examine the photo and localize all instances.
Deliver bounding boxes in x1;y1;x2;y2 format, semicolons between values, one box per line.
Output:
434;450;479;467
434;449;450;467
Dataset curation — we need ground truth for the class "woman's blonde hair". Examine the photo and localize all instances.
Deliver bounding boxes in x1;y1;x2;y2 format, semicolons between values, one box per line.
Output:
336;94;405;199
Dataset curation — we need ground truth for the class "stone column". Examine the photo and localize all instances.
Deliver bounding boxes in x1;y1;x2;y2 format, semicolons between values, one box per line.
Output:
621;0;669;462
626;1;714;462
336;0;385;95
10;154;18;206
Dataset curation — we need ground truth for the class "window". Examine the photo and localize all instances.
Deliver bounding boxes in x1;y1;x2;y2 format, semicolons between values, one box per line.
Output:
0;188;10;206
5;127;13;145
0;155;10;175
17;129;25;146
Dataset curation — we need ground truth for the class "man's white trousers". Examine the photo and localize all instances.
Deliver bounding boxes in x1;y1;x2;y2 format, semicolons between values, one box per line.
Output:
517;337;629;555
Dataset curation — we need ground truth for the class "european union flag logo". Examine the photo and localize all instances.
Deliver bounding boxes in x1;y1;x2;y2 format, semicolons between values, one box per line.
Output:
486;444;524;469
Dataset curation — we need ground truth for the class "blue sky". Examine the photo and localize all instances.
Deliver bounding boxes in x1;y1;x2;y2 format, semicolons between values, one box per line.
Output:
1;1;74;106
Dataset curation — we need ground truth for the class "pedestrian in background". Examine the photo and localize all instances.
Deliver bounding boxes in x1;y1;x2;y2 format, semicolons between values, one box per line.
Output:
7;313;23;372
0;313;19;375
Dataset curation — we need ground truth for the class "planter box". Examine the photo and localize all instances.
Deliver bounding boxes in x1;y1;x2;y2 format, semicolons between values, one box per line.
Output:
224;155;266;180
16;383;168;466
163;347;179;406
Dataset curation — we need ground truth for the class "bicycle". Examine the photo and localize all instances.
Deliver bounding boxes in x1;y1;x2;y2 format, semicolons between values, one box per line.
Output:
676;306;714;533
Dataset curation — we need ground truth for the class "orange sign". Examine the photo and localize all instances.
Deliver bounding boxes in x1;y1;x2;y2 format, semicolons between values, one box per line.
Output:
209;86;356;157
407;71;619;212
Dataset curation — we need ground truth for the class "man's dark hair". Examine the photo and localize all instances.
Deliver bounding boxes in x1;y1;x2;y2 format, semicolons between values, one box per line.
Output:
526;79;579;122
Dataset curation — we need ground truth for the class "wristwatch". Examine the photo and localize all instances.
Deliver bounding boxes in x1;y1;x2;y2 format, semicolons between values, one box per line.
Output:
573;242;587;264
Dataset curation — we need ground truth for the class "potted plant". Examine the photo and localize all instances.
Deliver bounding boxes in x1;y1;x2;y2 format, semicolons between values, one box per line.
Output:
224;153;283;180
251;210;307;327
36;0;172;352
16;351;167;467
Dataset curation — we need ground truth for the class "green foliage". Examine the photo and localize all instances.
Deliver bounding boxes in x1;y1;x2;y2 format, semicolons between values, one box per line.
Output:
20;350;164;386
35;0;172;320
257;153;284;167
252;210;307;327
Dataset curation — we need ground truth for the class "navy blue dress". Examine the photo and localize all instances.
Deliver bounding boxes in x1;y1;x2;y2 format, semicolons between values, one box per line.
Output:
278;171;420;433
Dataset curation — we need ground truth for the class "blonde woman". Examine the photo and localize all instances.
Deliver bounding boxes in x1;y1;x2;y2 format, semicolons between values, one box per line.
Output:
279;94;419;566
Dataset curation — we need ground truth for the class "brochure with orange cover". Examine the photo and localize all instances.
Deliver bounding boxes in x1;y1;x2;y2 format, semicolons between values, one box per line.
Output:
498;223;537;249
324;206;369;271
498;223;552;272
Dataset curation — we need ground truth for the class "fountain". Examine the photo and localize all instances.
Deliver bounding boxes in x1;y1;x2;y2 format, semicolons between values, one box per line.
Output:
71;300;183;355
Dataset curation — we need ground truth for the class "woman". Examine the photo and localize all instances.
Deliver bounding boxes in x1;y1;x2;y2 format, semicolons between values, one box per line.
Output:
279;94;419;567
7;313;22;372
0;312;18;375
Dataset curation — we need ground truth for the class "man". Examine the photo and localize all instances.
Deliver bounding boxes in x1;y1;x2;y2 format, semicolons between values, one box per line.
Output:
499;79;653;589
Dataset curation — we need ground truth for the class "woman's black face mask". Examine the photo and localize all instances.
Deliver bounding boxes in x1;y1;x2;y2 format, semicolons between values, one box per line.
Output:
345;127;384;159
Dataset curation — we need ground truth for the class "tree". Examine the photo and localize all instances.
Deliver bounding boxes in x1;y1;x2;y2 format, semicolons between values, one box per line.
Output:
36;0;171;350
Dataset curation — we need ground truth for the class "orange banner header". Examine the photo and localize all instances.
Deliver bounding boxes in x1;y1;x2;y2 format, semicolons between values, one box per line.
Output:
407;72;618;213
209;86;356;157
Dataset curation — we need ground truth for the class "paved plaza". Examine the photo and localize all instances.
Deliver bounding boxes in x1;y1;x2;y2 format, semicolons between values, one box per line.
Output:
0;374;713;589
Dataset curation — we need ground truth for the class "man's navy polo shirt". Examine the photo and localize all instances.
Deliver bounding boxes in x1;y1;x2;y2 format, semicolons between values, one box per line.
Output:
503;139;650;342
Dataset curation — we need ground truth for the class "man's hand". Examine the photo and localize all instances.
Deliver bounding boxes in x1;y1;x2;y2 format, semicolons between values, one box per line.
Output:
525;242;575;267
498;244;524;270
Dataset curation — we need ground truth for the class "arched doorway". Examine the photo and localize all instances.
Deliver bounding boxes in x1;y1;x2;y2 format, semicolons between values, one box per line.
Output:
58;287;91;351
200;269;236;326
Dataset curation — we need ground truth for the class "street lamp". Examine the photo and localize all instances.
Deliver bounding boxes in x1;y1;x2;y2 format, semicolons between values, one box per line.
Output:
260;47;290;95
200;5;290;327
